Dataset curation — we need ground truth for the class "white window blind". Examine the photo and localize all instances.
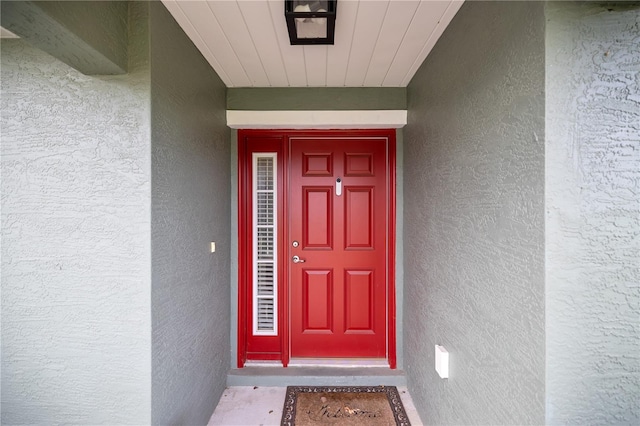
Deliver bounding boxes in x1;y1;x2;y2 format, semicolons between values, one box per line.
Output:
252;154;278;336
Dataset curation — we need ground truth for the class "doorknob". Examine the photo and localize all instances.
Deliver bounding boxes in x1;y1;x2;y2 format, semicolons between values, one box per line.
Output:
292;255;305;263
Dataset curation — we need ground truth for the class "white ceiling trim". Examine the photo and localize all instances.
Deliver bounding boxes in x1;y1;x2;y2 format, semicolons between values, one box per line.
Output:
226;110;407;129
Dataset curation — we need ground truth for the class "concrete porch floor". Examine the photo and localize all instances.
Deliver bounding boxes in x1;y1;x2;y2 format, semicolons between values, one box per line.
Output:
208;386;423;425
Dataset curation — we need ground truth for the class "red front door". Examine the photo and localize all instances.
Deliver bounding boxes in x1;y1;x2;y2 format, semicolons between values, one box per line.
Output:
238;130;396;367
289;136;389;358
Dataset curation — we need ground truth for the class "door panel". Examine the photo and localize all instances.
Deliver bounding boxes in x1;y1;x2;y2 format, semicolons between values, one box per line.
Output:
302;269;333;331
303;153;333;176
344;270;374;331
303;188;333;248
345;153;374;176
345;187;374;249
290;137;387;358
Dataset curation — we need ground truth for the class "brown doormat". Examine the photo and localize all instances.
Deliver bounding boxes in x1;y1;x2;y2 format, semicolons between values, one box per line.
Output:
281;386;411;426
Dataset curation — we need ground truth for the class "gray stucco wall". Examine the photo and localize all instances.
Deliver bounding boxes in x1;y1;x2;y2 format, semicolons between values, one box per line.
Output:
149;2;231;424
404;1;545;424
545;2;640;424
0;4;151;423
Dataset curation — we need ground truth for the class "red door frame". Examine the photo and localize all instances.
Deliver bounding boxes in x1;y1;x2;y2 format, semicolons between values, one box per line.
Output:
237;129;396;369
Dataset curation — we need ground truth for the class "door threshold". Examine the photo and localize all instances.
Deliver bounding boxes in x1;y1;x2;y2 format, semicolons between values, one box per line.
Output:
244;360;283;367
288;358;389;368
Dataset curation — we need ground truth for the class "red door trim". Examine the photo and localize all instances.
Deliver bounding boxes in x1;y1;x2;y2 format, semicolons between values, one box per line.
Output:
237;135;247;368
237;129;396;369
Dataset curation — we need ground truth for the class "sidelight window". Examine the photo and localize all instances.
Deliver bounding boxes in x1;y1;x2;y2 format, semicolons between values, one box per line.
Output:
252;154;278;335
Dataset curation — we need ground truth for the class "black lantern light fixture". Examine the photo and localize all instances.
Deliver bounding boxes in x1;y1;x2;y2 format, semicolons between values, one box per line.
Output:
285;1;337;45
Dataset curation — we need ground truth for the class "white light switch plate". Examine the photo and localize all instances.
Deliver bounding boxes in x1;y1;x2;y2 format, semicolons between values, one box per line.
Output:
210;242;216;253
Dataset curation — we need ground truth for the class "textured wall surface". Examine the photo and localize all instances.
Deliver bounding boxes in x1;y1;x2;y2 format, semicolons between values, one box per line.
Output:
149;2;231;424
546;2;640;424
0;4;151;423
403;1;545;424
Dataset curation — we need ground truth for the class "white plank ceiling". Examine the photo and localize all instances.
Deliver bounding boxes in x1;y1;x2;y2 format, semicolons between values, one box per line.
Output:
161;0;464;87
